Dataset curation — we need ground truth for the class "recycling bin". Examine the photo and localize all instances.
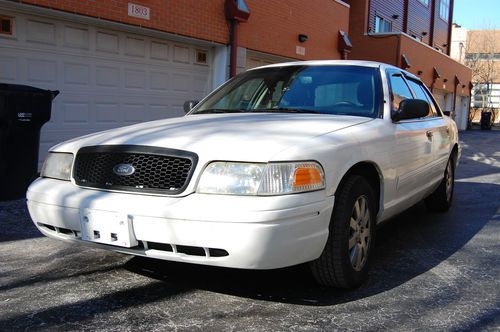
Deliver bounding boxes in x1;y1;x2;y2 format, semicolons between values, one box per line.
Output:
0;84;58;201
480;111;492;130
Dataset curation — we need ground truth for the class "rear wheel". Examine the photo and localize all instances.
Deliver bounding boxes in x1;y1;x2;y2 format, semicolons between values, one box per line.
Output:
425;157;454;212
310;175;376;288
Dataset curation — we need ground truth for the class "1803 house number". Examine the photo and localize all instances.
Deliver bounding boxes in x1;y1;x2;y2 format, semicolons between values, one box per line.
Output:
128;3;150;20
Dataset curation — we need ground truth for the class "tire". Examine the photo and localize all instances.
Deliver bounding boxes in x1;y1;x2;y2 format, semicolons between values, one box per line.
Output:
310;175;376;289
425;156;454;212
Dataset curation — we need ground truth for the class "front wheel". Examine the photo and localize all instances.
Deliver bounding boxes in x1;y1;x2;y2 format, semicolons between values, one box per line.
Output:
310;175;376;289
425;157;455;212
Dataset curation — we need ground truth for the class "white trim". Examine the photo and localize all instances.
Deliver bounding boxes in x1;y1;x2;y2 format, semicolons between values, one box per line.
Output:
0;0;222;47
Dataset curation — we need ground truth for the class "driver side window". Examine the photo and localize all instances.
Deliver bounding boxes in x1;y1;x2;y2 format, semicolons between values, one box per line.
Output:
388;74;413;112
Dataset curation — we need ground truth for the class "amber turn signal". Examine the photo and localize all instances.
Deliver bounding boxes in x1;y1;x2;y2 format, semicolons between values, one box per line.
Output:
293;167;323;187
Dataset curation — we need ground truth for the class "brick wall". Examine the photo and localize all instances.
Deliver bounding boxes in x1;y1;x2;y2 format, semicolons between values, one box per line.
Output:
350;33;471;96
20;0;350;60
20;0;229;44
239;0;350;60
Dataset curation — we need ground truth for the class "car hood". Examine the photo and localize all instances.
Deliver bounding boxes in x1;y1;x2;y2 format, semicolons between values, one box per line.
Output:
53;113;372;162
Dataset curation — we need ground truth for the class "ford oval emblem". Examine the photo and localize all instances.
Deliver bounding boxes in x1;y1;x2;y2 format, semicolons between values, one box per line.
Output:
113;163;135;176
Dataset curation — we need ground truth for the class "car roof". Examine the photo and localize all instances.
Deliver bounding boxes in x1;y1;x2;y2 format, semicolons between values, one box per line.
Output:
250;60;419;80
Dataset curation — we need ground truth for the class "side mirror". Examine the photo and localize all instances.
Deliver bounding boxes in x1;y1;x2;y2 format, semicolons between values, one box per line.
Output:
183;100;199;113
392;99;430;122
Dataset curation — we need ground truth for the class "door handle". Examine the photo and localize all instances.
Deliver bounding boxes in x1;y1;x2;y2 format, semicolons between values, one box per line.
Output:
426;131;433;140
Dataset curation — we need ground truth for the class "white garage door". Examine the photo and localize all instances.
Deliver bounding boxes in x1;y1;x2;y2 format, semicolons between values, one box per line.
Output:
455;96;470;130
432;91;446;113
0;10;212;165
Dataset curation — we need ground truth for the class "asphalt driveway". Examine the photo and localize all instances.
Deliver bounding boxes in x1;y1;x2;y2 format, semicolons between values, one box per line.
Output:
0;130;499;331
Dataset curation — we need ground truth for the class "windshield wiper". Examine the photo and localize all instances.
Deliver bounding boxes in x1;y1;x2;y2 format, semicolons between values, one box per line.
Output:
252;108;323;114
193;109;247;114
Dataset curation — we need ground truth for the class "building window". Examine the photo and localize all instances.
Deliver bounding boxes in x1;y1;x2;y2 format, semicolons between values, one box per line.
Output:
375;16;392;33
196;50;208;64
440;0;450;21
465;53;500;60
418;0;429;6
0;16;13;35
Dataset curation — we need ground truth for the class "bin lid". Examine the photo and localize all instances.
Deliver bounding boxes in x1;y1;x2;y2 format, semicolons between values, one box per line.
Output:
0;83;59;99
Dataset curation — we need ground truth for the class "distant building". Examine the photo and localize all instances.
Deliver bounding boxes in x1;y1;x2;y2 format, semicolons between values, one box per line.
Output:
451;25;500;125
450;23;468;63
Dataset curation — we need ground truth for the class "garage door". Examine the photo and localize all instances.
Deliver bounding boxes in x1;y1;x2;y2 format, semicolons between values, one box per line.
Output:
432;91;446;113
455;96;469;130
0;10;212;165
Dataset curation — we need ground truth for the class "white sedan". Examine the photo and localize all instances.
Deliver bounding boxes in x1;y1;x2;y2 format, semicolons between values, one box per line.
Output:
27;60;459;288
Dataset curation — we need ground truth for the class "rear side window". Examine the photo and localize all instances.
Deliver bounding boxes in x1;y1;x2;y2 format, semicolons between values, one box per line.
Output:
388;74;413;111
406;79;437;117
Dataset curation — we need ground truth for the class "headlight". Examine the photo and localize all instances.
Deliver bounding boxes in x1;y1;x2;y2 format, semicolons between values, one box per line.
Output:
197;161;325;196
197;162;266;195
41;152;74;181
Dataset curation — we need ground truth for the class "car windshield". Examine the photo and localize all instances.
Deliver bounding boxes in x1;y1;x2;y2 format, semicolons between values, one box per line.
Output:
192;65;383;118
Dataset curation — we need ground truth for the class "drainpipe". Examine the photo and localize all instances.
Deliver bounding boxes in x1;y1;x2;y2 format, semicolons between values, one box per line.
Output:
453;75;460;118
446;0;454;55
467;81;473;129
225;0;250;78
229;21;239;78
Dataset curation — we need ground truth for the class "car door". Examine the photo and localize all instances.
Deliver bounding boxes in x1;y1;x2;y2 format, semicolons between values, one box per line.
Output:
387;70;436;203
405;78;451;184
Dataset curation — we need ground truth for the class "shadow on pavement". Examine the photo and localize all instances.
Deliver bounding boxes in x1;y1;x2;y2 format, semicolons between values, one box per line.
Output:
124;179;498;306
0;199;42;242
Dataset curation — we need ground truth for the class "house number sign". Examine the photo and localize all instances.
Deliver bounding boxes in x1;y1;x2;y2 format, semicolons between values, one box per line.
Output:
128;3;150;20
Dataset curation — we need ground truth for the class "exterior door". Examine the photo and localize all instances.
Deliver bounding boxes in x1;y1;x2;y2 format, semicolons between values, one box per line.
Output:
388;71;436;202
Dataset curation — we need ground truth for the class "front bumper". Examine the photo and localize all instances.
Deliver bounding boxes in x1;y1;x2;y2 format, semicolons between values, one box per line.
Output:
27;178;334;269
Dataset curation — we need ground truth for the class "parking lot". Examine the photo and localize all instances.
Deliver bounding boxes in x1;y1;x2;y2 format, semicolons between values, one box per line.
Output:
0;130;499;331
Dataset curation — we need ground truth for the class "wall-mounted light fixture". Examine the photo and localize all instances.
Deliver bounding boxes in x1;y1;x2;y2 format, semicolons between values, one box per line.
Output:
298;34;308;43
392;14;400;19
401;54;411;70
338;30;352;60
417;70;423;75
422;31;428;36
443;78;448;83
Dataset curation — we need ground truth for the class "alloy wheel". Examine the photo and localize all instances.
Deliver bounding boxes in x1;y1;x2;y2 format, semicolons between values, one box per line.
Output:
348;195;371;271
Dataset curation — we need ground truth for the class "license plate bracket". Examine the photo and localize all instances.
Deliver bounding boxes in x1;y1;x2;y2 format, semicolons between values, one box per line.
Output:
80;209;138;248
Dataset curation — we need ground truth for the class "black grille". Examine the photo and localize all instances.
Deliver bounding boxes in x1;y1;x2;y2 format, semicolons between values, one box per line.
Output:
74;145;198;195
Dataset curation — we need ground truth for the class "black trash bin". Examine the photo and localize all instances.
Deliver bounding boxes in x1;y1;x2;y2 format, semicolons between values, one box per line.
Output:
480;111;492;130
0;84;58;201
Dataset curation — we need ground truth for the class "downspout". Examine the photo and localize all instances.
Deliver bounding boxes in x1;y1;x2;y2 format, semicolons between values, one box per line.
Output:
429;0;436;47
225;0;250;78
403;0;409;34
467;81;473;129
446;0;454;55
453;75;460;117
229;20;239;78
